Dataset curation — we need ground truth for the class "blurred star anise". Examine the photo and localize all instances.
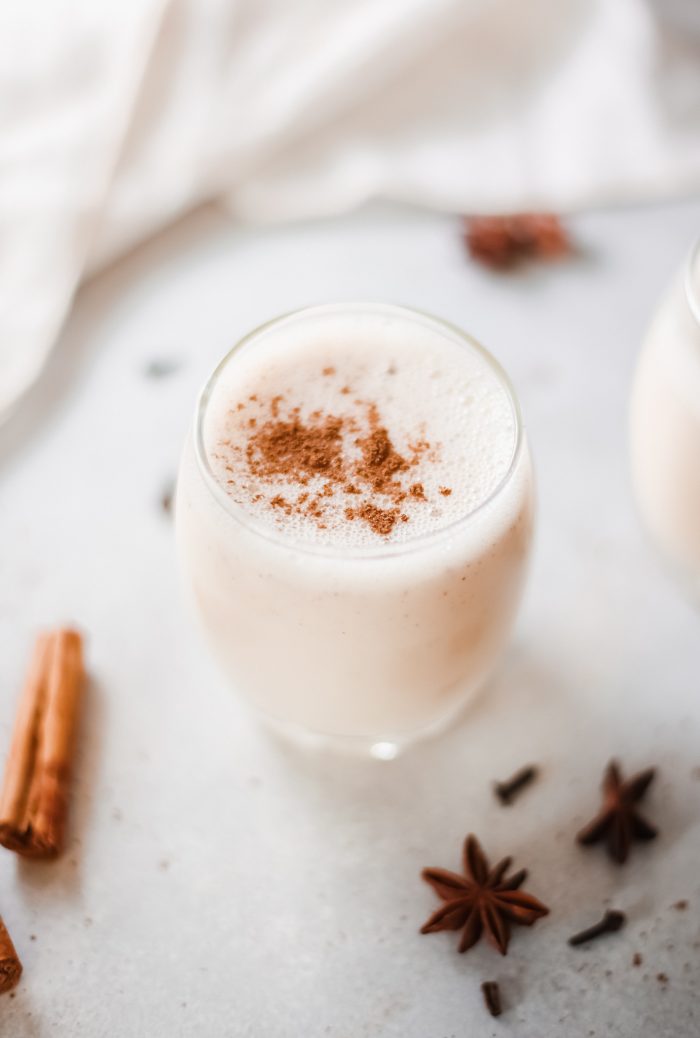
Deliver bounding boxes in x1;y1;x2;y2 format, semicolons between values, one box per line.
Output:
463;213;570;269
420;834;549;955
576;760;658;864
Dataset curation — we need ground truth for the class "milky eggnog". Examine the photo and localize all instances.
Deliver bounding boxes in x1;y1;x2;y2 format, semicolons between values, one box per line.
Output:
176;304;533;751
630;242;700;595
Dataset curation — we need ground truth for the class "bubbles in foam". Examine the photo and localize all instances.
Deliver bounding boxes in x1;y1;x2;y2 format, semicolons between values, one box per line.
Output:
203;309;517;547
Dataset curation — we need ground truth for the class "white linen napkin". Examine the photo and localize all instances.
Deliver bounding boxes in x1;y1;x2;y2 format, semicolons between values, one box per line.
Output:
2;0;700;420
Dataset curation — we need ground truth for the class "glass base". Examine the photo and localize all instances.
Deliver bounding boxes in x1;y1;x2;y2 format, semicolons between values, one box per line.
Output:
255;689;479;759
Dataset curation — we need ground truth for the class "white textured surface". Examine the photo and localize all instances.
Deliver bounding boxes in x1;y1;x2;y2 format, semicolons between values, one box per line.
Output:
1;200;699;1036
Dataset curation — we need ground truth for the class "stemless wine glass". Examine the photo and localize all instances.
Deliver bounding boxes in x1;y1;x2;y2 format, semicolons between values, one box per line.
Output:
175;303;534;756
630;238;700;597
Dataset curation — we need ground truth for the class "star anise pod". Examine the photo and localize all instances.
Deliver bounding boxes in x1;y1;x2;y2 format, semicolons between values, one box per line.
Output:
463;214;570;269
576;760;658;864
420;834;549;955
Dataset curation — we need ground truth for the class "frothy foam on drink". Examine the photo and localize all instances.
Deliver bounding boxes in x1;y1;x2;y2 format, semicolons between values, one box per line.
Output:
203;309;517;547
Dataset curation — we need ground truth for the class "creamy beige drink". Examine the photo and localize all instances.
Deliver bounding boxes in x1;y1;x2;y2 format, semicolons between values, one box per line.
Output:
630;243;700;593
176;304;533;752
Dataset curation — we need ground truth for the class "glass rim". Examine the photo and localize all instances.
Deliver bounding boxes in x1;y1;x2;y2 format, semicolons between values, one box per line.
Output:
684;235;700;327
193;301;525;560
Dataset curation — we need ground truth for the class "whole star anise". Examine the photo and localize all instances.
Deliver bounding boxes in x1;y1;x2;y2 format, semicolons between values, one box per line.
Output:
420;834;549;955
463;214;570;269
576;760;658;864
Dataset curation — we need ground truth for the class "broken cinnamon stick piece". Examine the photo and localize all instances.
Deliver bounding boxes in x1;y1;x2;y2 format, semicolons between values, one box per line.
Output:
0;916;22;994
0;629;84;858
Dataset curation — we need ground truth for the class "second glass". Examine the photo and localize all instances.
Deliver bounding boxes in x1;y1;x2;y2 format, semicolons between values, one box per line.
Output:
630;238;700;597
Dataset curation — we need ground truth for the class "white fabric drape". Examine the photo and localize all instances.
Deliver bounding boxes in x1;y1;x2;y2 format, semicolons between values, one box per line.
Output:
2;0;700;420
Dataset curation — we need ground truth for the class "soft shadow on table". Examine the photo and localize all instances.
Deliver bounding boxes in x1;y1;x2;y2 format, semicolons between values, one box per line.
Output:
0;204;225;474
0;300;102;474
2;995;43;1038
260;639;693;911
264;644;569;819
14;673;104;902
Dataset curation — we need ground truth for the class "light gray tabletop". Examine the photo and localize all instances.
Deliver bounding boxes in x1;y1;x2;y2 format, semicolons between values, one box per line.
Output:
1;199;699;1037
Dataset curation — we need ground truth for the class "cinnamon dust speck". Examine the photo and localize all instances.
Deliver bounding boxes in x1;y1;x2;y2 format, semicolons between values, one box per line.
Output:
270;495;292;515
439;486;452;496
160;479;175;516
351;503;402;536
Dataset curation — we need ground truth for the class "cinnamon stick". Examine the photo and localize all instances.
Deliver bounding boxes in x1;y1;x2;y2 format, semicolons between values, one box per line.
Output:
0;629;84;858
0;917;22;994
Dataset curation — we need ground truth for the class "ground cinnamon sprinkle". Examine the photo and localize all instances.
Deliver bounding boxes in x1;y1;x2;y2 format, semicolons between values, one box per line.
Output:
348;503;402;536
354;425;409;497
225;371;452;537
246;413;345;483
270;494;292;514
